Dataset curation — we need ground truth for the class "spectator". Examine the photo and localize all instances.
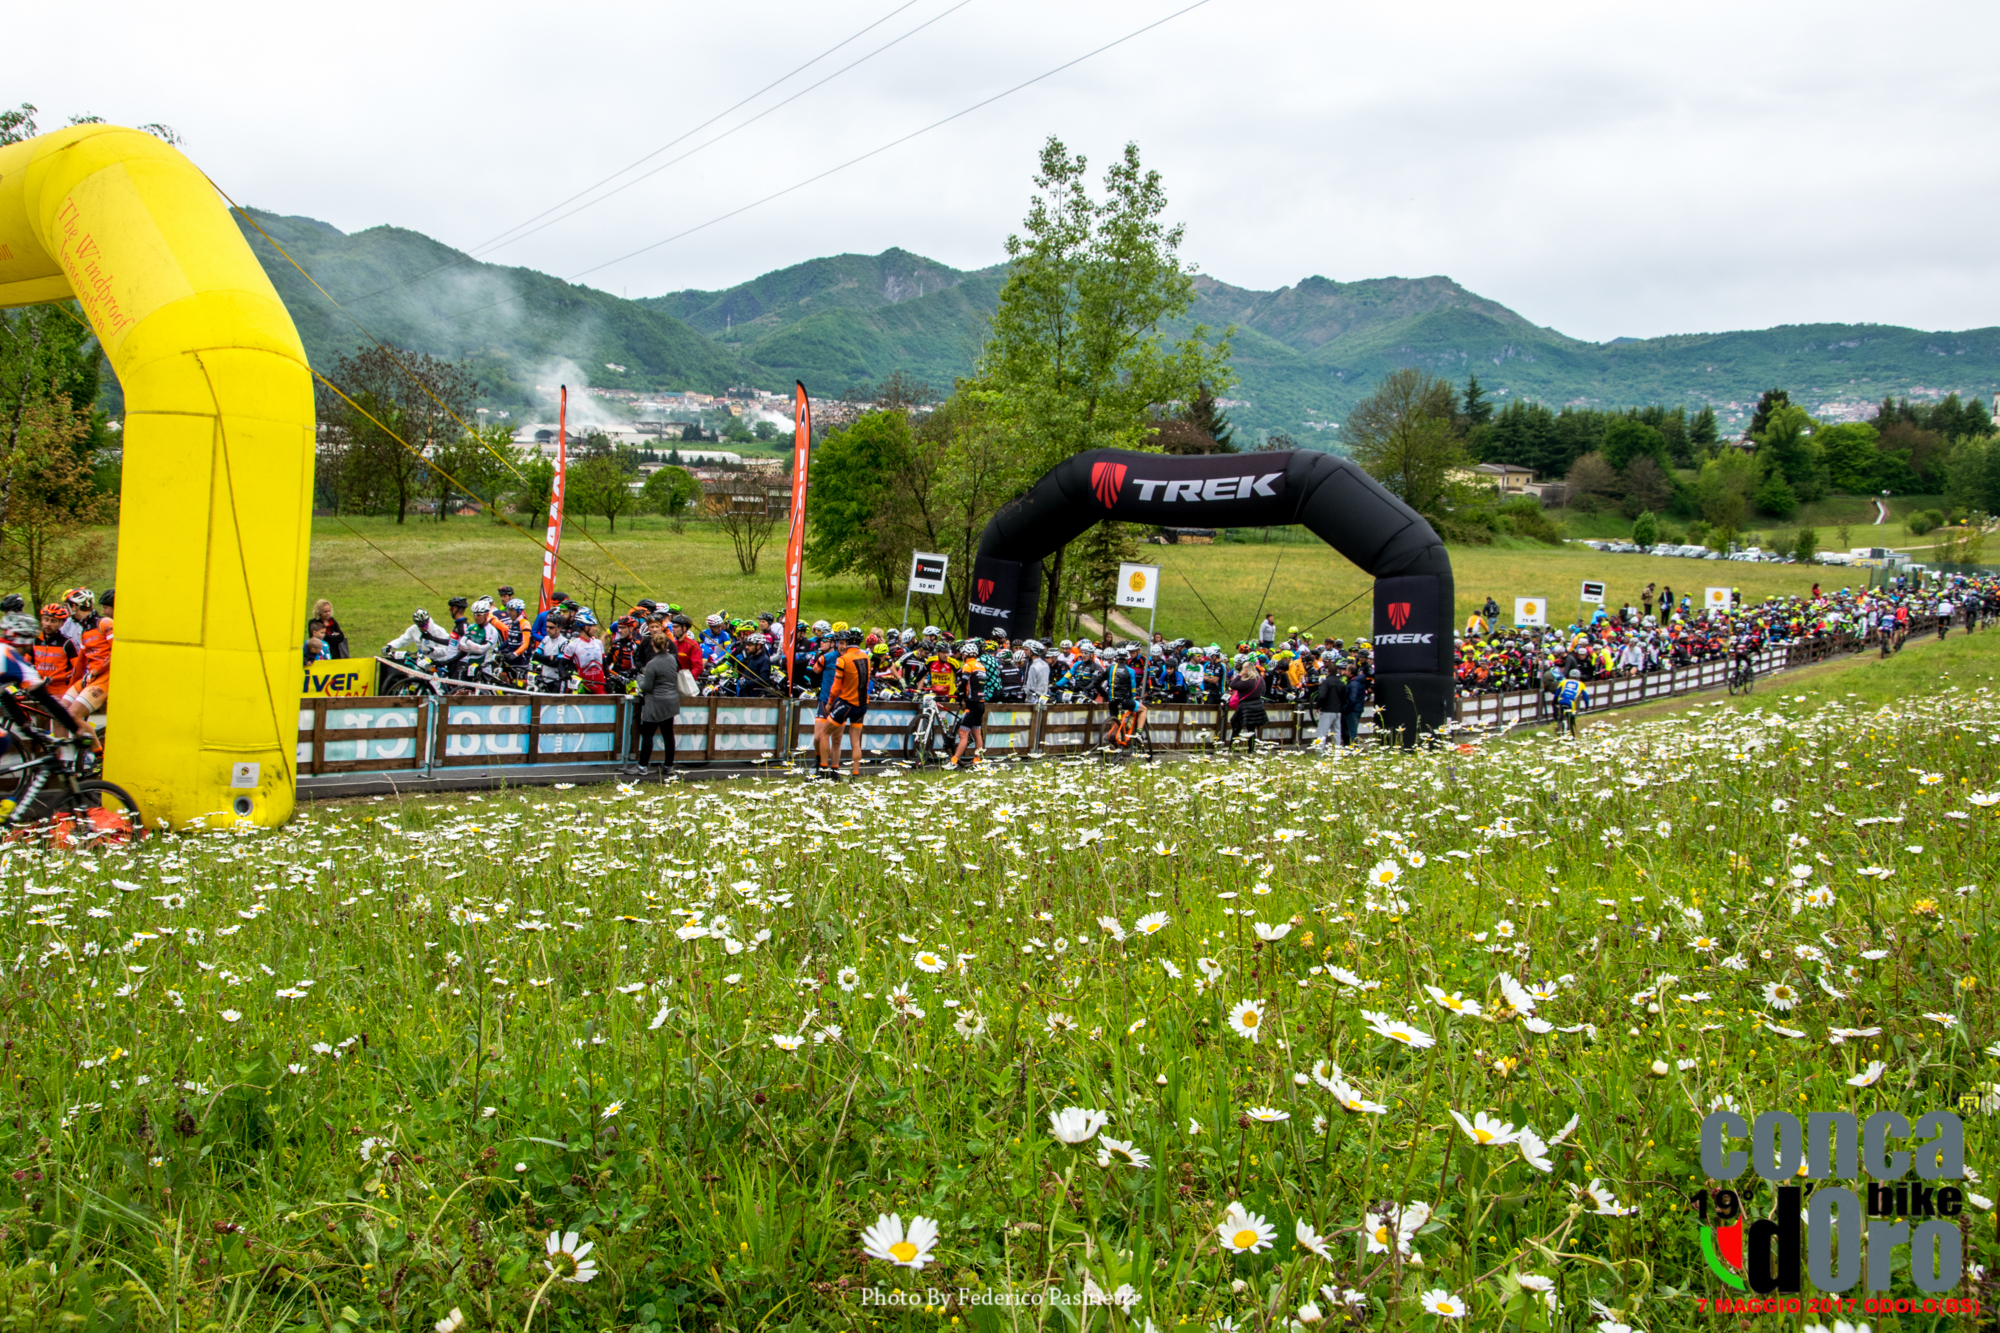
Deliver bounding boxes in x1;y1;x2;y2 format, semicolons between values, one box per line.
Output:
1226;657;1266;752
1257;614;1277;650
308;599;349;659
627;625;681;779
304;619;330;667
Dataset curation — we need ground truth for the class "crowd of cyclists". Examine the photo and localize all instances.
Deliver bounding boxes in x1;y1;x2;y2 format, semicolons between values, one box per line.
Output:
341;567;2000;772
1452;574;2000;696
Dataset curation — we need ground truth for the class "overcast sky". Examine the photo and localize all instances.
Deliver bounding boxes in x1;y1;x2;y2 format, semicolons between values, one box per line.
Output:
13;0;1998;341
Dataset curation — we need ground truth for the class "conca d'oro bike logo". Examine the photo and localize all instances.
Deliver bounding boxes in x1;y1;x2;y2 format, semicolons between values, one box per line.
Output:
1690;1108;1982;1316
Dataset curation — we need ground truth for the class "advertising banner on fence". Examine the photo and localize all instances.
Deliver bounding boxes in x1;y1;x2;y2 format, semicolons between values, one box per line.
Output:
302;660;377;698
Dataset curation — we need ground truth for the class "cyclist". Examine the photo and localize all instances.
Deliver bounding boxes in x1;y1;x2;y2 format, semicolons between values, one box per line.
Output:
1553;669;1587;737
809;625;846;778
447;595;470;636
386;609;460;672
944;641;987;770
33;605;77;699
456;597;505;679
1103;644;1145;747
1023;641;1051;704
0;613;84;744
566;611;607;692
825;628;871;778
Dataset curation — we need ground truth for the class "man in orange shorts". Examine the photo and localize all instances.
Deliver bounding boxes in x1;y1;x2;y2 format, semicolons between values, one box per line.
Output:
60;587;111;730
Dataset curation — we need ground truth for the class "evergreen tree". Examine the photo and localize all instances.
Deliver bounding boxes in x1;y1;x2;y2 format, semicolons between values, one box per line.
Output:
1462;374;1493;428
1748;389;1792;438
1689;405;1719;448
1180;383;1238;451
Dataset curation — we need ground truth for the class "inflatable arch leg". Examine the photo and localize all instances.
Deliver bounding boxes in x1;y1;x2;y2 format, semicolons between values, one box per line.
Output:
965;449;1455;742
0;126;314;827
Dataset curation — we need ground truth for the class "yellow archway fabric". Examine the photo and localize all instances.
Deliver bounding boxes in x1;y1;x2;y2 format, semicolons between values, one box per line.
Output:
0;125;312;827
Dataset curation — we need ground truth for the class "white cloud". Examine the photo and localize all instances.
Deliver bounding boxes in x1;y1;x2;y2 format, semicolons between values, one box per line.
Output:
14;0;1998;339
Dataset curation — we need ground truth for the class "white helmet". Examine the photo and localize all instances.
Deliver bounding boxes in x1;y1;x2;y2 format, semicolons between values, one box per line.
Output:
471;596;494;614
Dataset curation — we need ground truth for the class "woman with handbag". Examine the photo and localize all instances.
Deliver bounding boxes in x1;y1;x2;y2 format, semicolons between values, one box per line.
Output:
627;625;682;779
1225;656;1267;753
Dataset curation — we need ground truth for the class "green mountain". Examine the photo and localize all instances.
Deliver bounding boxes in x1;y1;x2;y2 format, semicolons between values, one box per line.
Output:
210;209;2000;440
229;210;750;407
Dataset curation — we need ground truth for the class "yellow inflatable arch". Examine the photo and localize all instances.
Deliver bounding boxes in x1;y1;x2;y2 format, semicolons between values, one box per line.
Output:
0;125;312;828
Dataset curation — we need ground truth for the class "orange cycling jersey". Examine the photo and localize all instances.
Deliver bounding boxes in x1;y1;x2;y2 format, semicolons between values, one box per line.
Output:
78;616;112;682
831;645;870;705
31;637;75;696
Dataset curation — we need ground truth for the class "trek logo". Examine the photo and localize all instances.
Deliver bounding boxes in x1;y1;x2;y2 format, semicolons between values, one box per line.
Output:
1373;632;1434;645
1127;473;1282;504
1386;602;1412;631
1091;461;1127;508
1694;1109;1967;1295
967;605;1012;620
976;579;995;604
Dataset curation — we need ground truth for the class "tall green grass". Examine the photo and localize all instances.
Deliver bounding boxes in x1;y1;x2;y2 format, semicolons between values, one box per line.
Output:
2;646;1997;1329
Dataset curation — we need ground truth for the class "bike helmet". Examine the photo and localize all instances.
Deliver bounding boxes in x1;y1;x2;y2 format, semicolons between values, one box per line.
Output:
448;595;468;610
812;619;831;635
413;608;431;624
497;585;516;599
981;639;997;651
871;642;889;656
922;625;941;637
576;609;598;627
471;596;494;614
1149;644;1164;657
830;621;850;634
39;604;67;620
0;596;20;614
1;613;37;647
507;598;526;612
1059;639;1072;651
1567;670;1581;680
98;588;114;611
707;612;726;628
63;588;93;614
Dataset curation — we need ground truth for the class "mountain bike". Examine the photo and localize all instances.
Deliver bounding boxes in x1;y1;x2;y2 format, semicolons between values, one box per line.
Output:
1103;705;1156;761
0;703;142;841
904;693;963;769
1727;654;1755;695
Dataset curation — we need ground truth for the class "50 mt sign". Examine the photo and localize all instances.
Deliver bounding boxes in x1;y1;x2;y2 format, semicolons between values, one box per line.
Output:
1694;1109;1969;1295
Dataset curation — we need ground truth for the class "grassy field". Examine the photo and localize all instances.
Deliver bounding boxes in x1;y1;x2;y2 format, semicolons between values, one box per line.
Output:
4;621;1996;1332
275;518;1846;656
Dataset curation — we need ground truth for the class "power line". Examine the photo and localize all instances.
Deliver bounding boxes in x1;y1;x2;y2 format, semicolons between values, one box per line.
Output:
341;0;945;307
432;0;1218;327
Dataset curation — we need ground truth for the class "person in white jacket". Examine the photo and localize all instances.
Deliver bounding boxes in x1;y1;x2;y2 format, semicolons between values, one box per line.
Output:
385;610;459;666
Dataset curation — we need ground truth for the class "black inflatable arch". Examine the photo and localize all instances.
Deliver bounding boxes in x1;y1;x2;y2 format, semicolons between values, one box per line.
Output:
966;448;1455;741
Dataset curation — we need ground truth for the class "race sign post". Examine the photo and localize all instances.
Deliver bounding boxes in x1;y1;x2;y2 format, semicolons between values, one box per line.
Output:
1515;597;1547;628
903;552;948;632
1579;579;1605;622
1705;586;1733;615
1117;562;1162;640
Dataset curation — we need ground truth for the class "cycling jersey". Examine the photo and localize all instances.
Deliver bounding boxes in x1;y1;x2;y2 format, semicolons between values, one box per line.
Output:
386;620;459;662
831;645;870;706
457;618;504;662
32;634;75;696
926;654;956;697
0;645;46;691
1109;663;1139;708
1555;679;1586;709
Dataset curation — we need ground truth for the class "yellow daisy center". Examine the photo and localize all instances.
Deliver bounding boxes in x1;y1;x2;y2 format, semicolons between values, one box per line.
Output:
890;1241;917;1263
1232;1229;1259;1250
1373;1226;1390;1244
1433;1301;1452;1314
1475;1129;1494;1143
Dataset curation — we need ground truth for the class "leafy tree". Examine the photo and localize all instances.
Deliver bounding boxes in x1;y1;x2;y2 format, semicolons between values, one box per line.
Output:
1563;452;1618;511
722;416;755;444
804;409;916;598
753;420;780;442
1753;403;1822;501
0;395;115;608
1690;405;1719;448
1944;438;1993;517
1816;422;1881;493
0;104;36;145
1;304;108;478
1754;472;1799;518
569;455;636;533
1748;389;1792;438
426;423;518;522
1343;369;1464;521
511;457;555;521
1601;418;1667;472
1619;456;1673;517
641;465;700;525
1696;450;1756;541
1631;511;1658;547
317;345;476;522
1793;526;1819;563
977;136;1232;634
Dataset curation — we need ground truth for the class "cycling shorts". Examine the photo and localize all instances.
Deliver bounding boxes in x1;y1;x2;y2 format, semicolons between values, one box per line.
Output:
64;679;108;715
828;698;867;726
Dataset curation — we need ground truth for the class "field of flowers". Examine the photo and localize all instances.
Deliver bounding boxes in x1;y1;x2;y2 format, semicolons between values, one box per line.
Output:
3;688;1998;1333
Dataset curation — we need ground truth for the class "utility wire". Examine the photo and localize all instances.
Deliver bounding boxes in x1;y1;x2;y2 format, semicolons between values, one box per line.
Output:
431;0;1218;327
342;0;953;306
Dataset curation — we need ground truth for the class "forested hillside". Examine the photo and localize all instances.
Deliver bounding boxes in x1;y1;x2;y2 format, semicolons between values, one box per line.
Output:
209;210;2000;439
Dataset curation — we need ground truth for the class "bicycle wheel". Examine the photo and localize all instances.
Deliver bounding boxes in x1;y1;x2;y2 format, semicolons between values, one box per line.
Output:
30;779;145;845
